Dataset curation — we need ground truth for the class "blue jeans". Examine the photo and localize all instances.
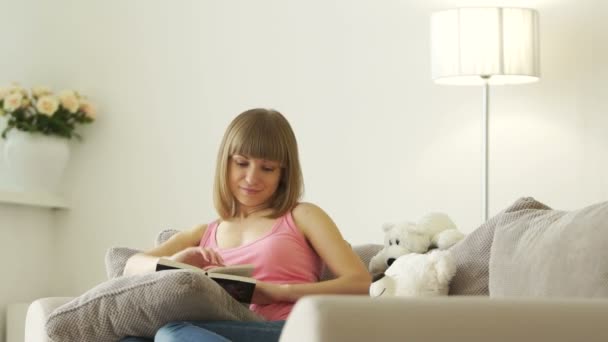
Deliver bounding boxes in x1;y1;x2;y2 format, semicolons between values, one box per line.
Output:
121;320;285;342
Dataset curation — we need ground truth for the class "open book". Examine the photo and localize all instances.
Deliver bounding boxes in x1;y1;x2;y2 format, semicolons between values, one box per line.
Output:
156;258;256;303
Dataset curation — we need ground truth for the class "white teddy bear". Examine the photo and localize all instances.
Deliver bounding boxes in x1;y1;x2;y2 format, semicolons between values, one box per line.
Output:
368;212;464;275
369;249;456;297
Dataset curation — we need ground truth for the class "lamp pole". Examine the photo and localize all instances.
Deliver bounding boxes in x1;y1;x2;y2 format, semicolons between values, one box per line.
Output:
482;75;490;222
430;8;540;223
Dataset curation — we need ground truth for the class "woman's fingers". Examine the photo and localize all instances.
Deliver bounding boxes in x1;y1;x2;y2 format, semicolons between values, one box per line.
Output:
169;247;224;269
199;247;224;266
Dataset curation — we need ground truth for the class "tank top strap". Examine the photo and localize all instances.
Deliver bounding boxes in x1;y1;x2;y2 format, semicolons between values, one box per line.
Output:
200;219;220;248
278;209;310;245
283;210;299;234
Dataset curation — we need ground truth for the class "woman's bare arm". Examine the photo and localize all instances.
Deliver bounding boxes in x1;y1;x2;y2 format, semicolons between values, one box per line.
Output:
253;203;371;303
122;224;207;276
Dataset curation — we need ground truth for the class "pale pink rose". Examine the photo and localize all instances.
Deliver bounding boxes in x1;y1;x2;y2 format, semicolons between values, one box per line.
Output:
59;90;80;113
79;99;97;120
3;93;23;112
32;86;52;98
36;95;59;116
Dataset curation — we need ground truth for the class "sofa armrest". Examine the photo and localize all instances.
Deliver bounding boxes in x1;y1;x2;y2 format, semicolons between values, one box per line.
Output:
25;297;74;342
280;295;608;342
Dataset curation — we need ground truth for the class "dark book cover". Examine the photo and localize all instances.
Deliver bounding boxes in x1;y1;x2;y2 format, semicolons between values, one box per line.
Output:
209;275;256;304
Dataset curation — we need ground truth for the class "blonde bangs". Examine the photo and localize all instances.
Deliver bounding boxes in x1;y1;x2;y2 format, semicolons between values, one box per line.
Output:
227;115;289;165
214;108;304;219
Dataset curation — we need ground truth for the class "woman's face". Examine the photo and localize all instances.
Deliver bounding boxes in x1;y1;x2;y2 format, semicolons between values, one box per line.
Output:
228;154;283;214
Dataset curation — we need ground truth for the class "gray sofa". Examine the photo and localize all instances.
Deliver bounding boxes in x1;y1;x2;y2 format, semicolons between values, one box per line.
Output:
25;295;608;342
25;197;608;341
279;195;608;341
280;295;608;342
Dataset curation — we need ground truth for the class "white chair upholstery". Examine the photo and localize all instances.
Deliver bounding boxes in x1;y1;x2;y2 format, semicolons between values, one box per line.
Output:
25;297;73;342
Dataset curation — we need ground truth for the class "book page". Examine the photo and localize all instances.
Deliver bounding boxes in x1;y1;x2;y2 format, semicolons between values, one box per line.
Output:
156;258;206;272
156;258;254;278
206;264;255;278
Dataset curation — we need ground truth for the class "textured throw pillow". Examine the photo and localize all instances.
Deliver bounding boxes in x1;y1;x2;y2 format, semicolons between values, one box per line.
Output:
490;201;608;297
448;197;551;295
155;229;180;246
46;270;263;341
105;229;180;279
105;247;140;279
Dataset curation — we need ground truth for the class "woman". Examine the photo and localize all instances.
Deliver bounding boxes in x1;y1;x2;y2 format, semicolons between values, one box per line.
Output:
122;108;371;341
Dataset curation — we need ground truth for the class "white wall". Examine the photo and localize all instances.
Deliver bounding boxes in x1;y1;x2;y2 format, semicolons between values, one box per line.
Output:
0;0;606;338
584;0;608;203
0;206;55;342
52;0;605;292
0;2;62;340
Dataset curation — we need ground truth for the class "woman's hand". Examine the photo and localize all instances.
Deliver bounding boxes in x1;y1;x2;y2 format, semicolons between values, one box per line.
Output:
169;246;224;269
252;281;290;305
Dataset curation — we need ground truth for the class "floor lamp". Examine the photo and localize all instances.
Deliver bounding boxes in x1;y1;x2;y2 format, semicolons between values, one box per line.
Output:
430;7;540;222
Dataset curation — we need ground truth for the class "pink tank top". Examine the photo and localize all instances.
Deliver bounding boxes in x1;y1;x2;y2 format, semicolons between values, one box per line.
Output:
199;211;322;321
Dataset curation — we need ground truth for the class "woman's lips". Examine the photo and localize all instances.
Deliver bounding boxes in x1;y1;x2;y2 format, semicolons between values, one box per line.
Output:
241;187;261;195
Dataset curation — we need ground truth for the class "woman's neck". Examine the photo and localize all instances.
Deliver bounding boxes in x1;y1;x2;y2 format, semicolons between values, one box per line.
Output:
235;205;275;220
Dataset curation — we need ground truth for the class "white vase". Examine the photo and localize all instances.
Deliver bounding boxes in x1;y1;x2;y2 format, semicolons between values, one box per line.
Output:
3;130;70;193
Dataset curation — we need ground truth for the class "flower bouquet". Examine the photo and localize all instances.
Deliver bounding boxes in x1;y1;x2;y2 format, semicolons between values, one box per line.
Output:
0;84;97;140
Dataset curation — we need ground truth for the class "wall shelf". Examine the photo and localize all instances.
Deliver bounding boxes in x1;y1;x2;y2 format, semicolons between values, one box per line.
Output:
0;190;69;209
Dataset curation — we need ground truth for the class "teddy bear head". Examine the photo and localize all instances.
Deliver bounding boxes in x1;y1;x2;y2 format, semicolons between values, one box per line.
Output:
380;221;432;266
368;213;464;275
369;250;456;297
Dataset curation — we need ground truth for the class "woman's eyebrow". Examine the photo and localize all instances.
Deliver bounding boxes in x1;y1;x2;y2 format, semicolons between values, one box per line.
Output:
261;159;281;165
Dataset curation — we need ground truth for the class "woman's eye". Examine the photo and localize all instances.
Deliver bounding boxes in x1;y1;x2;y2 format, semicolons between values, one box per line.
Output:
262;167;276;172
235;161;248;167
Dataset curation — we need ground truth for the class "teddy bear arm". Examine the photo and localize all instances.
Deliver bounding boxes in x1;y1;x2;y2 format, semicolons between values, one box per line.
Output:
432;229;465;250
405;233;432;253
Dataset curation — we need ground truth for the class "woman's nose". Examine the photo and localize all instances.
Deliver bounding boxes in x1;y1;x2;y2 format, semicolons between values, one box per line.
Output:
245;167;259;184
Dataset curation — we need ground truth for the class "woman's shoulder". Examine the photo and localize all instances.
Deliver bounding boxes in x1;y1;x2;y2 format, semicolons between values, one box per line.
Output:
292;202;326;217
190;222;208;232
291;202;333;232
180;223;208;242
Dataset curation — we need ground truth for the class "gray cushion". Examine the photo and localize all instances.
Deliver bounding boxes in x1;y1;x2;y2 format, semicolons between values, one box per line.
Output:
104;229;179;279
60;229;262;341
46;270;263;341
105;247;139;279
156;228;180;246
449;197;551;295
490;201;608;297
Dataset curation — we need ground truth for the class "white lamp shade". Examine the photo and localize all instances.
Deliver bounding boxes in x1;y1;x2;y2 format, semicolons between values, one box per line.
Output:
431;8;540;85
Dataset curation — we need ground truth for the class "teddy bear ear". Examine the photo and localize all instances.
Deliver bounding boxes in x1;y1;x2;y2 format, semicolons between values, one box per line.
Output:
381;223;395;232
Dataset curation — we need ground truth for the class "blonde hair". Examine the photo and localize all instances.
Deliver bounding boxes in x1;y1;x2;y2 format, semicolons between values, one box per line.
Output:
213;108;304;219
